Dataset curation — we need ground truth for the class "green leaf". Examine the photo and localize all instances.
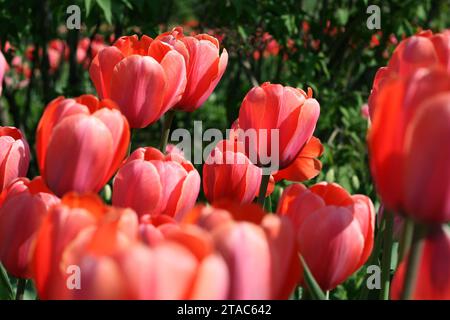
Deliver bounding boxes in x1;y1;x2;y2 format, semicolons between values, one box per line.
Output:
0;263;13;300
300;255;326;300
96;0;112;24
85;0;93;17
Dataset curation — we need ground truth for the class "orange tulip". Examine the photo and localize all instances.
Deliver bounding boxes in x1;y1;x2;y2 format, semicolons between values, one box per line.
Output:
112;147;200;220
89;34;187;128
369;68;450;223
0;126;30;192
36;95;130;197
237;82;320;171
0;177;59;278
155;27;228;112
277;182;375;291
391;226;450;300
203;139;262;204
368;30;450;118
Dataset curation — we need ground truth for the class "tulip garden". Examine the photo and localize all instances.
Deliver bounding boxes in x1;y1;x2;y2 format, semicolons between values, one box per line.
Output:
0;0;449;301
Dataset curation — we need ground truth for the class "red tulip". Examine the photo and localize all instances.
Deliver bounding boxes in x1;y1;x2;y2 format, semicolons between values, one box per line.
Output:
112;147;200;220
0;49;7;95
33;193;138;299
369;68;450;223
0;126;30;192
237;82;320;171
277;182;375;291
203;139;262;204
156;27;228;112
36;94;130;197
89;34;187;128
368;30;450;118
391;226;450;300
0;177;59;278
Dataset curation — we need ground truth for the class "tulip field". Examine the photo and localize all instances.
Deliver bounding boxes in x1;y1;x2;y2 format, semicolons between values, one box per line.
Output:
0;0;449;303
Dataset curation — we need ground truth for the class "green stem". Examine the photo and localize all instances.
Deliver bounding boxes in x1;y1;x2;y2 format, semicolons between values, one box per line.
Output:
401;222;427;300
397;217;414;266
256;174;270;206
15;278;26;300
325;290;330;300
379;210;394;300
359;214;384;299
159;110;175;153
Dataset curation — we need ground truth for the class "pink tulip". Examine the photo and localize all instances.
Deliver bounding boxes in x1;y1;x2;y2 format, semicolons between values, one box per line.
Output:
237;82;320;170
182;202;300;299
36;95;130;197
0;177;59;278
89;34;187;128
0;126;30;192
156;27;228;111
112;147;200;220
203;139;262;204
277;182;375;291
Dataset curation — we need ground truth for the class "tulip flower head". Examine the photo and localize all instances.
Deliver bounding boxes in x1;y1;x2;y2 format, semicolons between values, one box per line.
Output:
203;139;263;204
0;126;30;192
391;226;450;300
368;30;450;119
277;182;375;291
0;177;59;278
36;95;130;197
369;68;450;223
156;27;228;112
237;83;320;173
112;147;200;220
89;34;187;128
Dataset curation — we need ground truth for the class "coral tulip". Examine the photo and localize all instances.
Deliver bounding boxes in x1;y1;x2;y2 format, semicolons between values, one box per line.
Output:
237;82;320;171
89;34;187;128
36;95;130;197
33;193;137;299
277;182;375;291
369;68;450;223
391;226;450;300
368;30;450;118
0;177;59;278
156;27;228;111
203;139;262;204
0;126;30;192
112;147;200;220
183;202;300;299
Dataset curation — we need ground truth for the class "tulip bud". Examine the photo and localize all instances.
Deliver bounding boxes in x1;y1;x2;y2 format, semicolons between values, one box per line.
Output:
112;147;200;220
0;126;30;192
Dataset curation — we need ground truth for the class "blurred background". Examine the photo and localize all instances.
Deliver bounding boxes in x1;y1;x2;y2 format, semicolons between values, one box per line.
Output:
0;0;449;299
